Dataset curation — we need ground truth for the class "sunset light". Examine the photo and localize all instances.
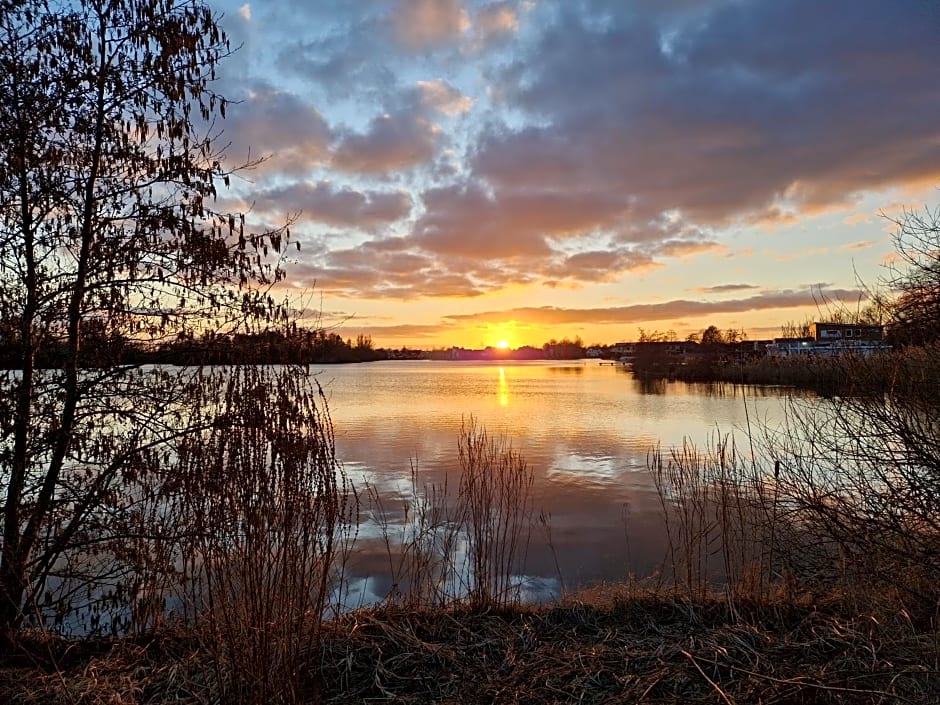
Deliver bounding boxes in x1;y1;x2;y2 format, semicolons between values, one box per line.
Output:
5;1;938;694
212;0;936;349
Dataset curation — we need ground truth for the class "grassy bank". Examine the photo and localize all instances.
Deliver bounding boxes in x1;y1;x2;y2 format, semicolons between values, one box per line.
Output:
2;592;937;704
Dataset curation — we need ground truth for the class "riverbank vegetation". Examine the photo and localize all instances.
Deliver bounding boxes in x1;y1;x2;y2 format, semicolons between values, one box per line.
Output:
632;342;940;395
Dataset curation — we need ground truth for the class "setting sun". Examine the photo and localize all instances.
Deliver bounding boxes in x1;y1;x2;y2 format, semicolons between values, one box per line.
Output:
497;339;510;349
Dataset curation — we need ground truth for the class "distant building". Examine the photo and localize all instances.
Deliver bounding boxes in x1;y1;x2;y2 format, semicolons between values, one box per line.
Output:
609;342;635;359
766;337;816;356
811;322;884;342
767;323;889;357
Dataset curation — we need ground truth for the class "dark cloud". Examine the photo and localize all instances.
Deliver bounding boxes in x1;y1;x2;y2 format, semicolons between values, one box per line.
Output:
252;181;412;228
221;84;333;176
286;240;490;299
652;239;723;258
444;288;868;326
332;111;441;173
409;182;632;259
476;0;940;228
545;249;659;283
275;16;398;101
693;284;761;294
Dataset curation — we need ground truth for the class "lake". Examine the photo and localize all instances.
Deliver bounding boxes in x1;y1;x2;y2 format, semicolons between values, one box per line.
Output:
315;359;793;604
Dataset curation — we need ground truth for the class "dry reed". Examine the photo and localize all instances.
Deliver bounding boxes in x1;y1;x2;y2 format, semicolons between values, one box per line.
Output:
5;592;937;704
173;366;355;705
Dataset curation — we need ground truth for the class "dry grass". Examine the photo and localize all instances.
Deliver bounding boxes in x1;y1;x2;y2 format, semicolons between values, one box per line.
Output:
363;417;533;609
170;367;355;705
3;592;937;704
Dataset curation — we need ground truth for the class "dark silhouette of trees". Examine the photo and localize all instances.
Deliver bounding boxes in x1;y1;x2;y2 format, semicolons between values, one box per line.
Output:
542;336;585;359
883;207;940;345
699;325;725;347
637;328;677;343
0;0;295;641
780;317;813;339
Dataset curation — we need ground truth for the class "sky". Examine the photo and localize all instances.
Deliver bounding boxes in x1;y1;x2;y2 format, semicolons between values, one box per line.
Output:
205;0;940;349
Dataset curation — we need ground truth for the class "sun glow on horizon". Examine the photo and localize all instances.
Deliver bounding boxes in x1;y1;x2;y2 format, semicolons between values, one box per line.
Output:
497;339;510;349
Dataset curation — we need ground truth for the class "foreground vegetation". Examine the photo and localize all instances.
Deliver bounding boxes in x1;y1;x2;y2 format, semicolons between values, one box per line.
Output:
3;592;937;704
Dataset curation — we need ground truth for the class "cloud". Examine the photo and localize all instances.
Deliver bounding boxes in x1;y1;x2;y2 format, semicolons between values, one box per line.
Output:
417;79;474;116
333;322;459;342
392;0;470;50
545;249;659;283
840;239;878;251
252;181;412;228
692;284;761;294
409;182;632;259
476;0;940;231
653;239;724;258
443;288;868;326
275;15;399;101
285;239;491;299
238;3;251;21
331;112;441;173
222;85;332;176
473;2;519;45
224;0;940;308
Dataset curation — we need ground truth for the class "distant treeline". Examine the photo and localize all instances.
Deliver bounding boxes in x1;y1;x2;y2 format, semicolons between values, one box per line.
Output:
0;325;387;368
0;324;596;368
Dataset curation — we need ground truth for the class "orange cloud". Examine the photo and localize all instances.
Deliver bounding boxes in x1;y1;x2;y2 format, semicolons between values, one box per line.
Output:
393;0;469;50
474;2;518;44
443;288;868;326
417;79;474;115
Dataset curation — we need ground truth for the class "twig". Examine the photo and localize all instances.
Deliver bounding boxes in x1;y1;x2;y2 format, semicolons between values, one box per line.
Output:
681;648;736;705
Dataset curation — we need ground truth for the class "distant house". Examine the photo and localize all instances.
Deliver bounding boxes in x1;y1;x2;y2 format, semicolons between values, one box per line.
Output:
609;342;635;360
767;323;889;357
811;322;884;342
766;337;816;357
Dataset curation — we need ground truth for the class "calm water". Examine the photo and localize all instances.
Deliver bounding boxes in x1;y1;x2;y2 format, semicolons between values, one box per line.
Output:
316;359;792;603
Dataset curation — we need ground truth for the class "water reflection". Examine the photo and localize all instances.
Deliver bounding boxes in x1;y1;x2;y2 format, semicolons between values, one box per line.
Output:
634;377;668;395
318;359;792;601
546;364;586;374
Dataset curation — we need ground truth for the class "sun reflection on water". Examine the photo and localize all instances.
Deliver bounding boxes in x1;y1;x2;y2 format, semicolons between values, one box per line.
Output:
498;366;509;406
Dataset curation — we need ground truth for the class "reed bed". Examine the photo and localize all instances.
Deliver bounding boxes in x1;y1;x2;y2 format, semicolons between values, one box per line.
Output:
4;593;938;704
363;417;533;609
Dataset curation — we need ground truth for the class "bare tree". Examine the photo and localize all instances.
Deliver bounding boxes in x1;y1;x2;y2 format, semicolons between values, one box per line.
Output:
0;0;294;642
883;206;940;345
763;207;940;611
